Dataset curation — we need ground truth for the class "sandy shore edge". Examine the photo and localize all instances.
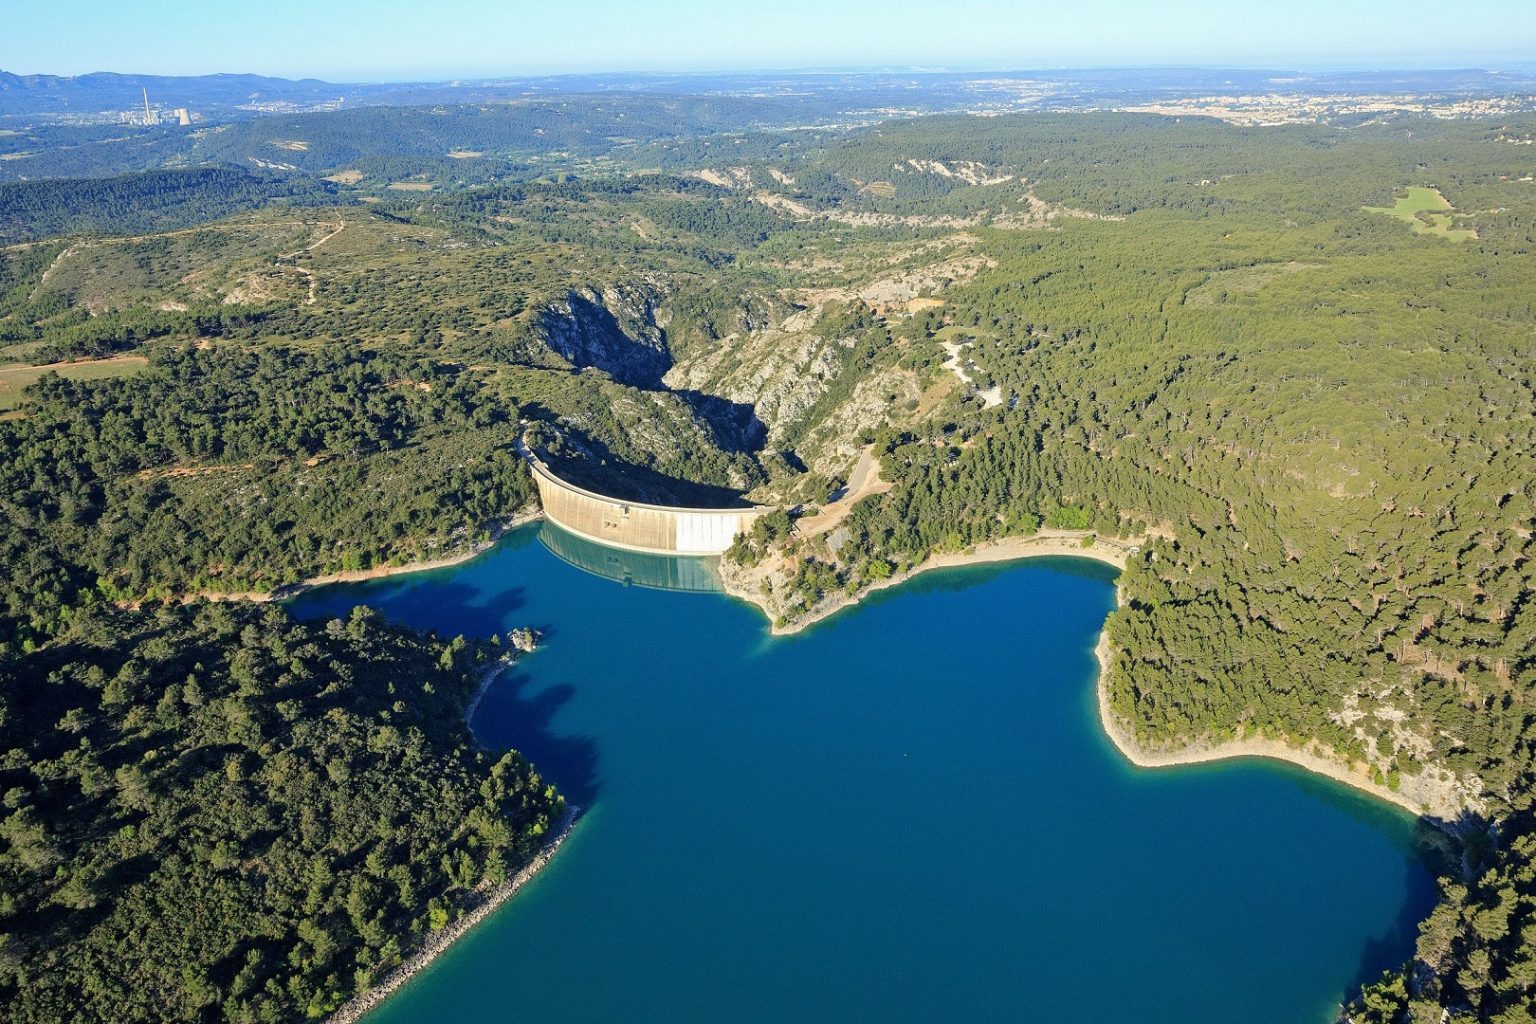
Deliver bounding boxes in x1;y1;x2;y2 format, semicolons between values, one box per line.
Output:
327;804;580;1024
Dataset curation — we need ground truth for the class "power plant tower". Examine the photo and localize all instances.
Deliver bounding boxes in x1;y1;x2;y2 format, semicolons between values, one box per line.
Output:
141;87;156;126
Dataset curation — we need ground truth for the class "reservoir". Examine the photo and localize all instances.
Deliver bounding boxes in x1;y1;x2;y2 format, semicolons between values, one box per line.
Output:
290;523;1436;1024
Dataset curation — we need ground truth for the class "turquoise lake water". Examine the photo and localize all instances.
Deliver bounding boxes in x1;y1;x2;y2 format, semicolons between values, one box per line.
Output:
289;523;1436;1024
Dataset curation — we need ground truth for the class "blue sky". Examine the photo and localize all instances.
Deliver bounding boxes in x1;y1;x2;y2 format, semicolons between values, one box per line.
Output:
4;0;1534;80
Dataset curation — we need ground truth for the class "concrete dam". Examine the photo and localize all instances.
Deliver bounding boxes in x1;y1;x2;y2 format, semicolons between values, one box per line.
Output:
526;452;774;556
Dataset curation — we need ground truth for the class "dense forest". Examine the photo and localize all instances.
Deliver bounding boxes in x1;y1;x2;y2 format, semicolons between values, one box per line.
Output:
0;601;562;1022
0;344;536;649
2;106;1535;1020
0;168;339;244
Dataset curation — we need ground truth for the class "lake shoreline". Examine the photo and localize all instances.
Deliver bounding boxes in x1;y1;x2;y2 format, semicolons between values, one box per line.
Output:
300;512;1439;1022
1089;581;1478;821
726;530;1459;820
1090;593;1431;818
313;544;568;1024
252;511;1456;822
730;530;1137;638
171;508;544;606
326;803;580;1024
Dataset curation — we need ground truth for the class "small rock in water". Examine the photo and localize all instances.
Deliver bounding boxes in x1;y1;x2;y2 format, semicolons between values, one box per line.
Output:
510;627;542;653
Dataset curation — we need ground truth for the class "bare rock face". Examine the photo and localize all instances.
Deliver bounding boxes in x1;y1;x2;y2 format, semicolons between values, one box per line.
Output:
665;307;845;441
795;364;921;468
533;278;877;470
539;282;670;388
530;276;916;503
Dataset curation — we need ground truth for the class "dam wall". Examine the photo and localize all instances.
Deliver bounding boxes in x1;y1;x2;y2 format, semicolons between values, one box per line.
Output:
526;453;774;556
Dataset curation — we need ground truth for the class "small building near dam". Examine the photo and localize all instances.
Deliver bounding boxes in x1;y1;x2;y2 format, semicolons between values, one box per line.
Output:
525;452;774;556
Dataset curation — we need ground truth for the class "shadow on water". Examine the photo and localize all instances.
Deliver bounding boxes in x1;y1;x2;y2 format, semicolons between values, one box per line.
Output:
1344;829;1444;997
476;668;602;807
279;525;603;803
289;580;530;640
417;581;529;637
1345;812;1476;996
283;527;545;629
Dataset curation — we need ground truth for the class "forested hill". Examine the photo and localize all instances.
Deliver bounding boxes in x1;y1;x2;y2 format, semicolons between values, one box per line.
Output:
0;345;537;644
0;168;339;243
0;94;857;183
0;601;562;1022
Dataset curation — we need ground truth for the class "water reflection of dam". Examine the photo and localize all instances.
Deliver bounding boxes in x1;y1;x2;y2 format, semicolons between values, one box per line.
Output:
539;521;725;594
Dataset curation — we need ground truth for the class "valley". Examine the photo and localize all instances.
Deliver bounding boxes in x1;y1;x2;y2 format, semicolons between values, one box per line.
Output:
2;100;1535;1023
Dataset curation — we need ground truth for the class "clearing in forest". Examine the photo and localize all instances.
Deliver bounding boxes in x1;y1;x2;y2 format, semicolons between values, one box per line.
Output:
795;446;892;539
934;326;1003;409
1364;186;1476;240
0;354;149;410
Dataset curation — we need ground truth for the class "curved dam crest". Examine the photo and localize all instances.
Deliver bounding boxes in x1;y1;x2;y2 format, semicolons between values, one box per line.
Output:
526;451;775;555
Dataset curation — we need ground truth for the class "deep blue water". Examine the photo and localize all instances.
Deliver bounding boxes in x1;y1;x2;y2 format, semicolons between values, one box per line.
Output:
289;524;1435;1024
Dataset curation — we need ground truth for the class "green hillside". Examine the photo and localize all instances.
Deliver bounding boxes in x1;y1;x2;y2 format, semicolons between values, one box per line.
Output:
3;109;1535;1021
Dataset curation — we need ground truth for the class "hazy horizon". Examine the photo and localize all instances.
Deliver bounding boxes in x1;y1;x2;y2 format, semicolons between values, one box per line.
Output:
6;58;1536;88
5;0;1533;82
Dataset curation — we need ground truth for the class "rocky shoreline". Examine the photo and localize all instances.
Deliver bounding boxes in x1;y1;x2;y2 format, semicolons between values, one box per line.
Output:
326;804;580;1024
1094;631;1437;817
464;656;511;732
464;630;542;732
325;621;563;1024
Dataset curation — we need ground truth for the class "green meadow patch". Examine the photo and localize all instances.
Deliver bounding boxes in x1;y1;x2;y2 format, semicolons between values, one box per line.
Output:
1364;186;1476;240
0;354;148;410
